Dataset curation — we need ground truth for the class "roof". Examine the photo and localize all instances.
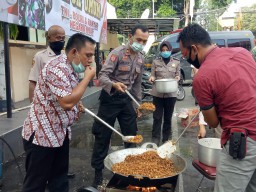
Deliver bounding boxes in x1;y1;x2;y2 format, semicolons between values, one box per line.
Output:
107;18;180;34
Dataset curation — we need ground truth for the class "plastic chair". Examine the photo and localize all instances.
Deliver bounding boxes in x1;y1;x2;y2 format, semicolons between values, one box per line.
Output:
192;160;216;192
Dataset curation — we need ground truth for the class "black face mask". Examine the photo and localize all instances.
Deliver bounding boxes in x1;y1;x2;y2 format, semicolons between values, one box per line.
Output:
187;47;200;69
49;40;65;55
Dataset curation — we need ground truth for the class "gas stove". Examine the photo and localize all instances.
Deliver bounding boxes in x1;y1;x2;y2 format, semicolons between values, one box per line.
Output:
104;174;178;192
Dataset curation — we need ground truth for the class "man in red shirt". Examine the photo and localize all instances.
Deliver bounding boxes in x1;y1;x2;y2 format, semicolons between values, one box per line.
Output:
178;23;256;192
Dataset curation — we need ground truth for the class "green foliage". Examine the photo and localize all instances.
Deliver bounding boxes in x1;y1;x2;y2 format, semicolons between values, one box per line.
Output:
157;2;176;17
234;4;256;33
108;0;176;18
0;22;19;40
195;0;232;30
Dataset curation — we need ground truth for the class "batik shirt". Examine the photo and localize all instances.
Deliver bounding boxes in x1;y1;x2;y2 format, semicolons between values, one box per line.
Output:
22;54;79;147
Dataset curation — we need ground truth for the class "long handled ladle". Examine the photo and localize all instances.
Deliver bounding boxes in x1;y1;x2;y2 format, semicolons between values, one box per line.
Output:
125;90;140;107
84;108;138;143
157;111;200;158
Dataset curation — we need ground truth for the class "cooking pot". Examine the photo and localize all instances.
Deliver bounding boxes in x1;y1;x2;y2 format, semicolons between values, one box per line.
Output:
198;138;222;167
104;143;186;186
155;79;178;93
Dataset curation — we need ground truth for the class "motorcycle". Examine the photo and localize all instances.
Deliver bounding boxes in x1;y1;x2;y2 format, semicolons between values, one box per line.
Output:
141;70;185;101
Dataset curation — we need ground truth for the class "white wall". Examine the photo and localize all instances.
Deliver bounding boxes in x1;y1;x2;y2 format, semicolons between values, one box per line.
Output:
0;40;6;100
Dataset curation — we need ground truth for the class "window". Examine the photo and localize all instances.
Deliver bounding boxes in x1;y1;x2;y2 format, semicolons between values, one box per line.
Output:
167;41;180;54
227;39;251;51
212;39;225;47
147;44;159;56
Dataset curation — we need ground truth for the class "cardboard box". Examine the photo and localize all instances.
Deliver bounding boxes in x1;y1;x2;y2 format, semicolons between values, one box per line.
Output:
178;107;199;128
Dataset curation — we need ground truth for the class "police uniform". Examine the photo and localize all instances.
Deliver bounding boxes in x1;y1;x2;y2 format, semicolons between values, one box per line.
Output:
91;44;144;171
29;46;57;82
150;57;180;145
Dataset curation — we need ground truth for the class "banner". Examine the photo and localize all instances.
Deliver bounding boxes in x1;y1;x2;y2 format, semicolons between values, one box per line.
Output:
0;0;107;43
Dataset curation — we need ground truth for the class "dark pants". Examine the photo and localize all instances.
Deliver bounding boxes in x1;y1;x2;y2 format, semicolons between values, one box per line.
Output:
22;133;69;192
91;90;137;170
152;96;176;143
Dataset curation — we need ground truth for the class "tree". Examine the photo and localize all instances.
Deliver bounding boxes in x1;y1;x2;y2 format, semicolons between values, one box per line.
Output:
195;0;232;31
234;4;256;33
156;2;176;17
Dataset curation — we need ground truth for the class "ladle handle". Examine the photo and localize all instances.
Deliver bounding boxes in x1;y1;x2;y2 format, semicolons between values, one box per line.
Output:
175;111;200;144
84;108;124;137
125;90;140;107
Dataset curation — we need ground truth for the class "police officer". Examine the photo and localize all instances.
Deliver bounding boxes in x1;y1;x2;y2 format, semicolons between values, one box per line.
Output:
149;41;180;146
91;25;149;187
28;25;65;102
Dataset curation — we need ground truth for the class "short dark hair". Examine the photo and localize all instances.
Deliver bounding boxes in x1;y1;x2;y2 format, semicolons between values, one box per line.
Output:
177;23;212;48
130;24;149;36
65;33;96;52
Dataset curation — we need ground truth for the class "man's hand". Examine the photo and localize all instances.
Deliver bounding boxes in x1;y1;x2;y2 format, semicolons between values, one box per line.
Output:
197;125;206;139
78;101;85;113
149;76;155;83
136;108;142;118
112;82;127;93
84;66;96;80
175;76;180;81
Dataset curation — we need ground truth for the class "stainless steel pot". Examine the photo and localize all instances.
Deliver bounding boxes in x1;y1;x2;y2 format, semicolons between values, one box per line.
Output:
198;138;222;167
104;143;186;186
155;79;178;93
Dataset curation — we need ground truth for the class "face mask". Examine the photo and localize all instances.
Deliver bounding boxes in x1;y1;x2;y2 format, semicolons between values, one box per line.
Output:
160;51;172;58
72;62;85;73
72;53;85;73
130;38;144;52
187;48;200;69
49;40;65;55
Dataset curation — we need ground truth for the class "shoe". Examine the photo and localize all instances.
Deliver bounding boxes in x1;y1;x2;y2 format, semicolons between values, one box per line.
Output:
67;172;76;179
92;169;103;188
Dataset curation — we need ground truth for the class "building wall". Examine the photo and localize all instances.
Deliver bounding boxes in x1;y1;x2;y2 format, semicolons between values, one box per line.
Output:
0;40;5;100
100;30;120;50
9;41;45;102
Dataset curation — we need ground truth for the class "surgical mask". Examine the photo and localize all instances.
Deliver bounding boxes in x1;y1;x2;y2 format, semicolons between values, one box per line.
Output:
72;53;85;73
49;40;65;55
72;62;85;73
187;48;200;69
130;40;144;52
160;51;172;58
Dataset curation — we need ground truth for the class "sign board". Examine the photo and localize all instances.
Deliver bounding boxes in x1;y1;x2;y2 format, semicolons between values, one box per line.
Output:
0;0;107;43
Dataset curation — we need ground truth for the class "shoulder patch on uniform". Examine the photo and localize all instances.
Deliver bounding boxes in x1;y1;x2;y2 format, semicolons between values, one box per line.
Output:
110;54;117;62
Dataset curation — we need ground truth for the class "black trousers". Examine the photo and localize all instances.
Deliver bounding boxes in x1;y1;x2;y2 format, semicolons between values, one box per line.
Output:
91;90;137;170
152;96;176;143
22;133;69;192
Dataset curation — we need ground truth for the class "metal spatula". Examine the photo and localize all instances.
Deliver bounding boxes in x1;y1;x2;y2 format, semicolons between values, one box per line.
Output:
157;111;200;158
84;108;139;143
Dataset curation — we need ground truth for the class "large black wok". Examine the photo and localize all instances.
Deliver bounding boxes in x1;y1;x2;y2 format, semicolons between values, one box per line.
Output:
104;143;187;187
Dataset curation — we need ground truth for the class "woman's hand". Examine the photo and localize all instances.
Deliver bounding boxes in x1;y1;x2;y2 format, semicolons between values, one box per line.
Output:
149;76;155;83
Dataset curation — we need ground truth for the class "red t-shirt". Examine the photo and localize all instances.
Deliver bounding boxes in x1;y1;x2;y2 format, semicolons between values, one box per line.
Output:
193;47;256;145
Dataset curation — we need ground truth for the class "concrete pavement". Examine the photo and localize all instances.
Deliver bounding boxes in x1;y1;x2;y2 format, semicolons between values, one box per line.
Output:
0;86;215;192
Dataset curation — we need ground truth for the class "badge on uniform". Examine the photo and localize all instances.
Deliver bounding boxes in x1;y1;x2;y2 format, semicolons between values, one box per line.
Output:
122;55;128;61
110;54;117;62
171;63;176;67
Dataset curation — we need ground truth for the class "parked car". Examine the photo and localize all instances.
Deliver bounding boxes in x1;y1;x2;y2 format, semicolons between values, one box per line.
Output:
145;30;255;84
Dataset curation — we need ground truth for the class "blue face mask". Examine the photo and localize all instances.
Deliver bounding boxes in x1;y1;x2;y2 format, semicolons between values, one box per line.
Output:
160;51;172;58
130;41;144;52
72;62;85;73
